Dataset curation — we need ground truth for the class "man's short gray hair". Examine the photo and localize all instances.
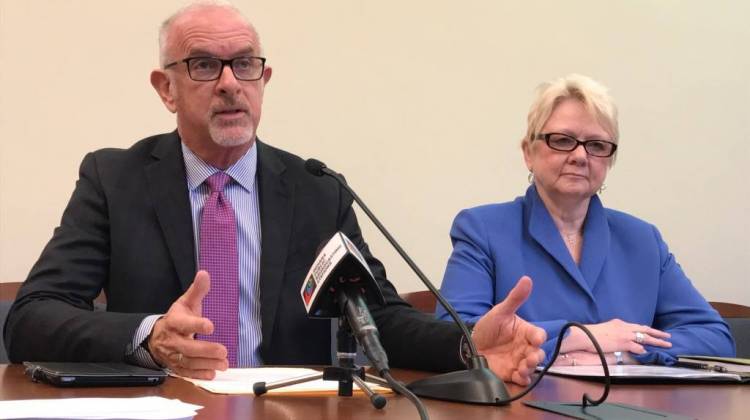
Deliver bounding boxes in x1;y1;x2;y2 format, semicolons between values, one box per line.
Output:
158;1;261;67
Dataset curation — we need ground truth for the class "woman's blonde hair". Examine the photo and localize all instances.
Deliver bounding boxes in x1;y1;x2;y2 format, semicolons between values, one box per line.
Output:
521;74;619;158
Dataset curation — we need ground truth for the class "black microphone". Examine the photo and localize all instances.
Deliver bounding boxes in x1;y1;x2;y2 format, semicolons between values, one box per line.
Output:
301;231;389;374
339;286;389;374
304;158;510;405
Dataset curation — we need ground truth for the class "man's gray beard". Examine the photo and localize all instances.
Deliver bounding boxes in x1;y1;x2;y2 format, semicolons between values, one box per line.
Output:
208;123;254;147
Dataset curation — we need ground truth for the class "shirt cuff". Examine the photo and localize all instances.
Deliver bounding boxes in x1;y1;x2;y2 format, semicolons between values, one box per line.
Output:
126;314;163;369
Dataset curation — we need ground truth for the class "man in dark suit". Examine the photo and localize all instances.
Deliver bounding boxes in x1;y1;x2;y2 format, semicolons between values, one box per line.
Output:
4;3;545;385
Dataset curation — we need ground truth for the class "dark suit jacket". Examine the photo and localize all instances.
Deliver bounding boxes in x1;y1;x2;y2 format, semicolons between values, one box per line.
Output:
4;132;463;372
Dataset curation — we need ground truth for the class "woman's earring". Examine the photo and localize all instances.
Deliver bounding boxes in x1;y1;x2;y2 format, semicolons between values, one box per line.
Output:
598;183;607;194
528;172;535;184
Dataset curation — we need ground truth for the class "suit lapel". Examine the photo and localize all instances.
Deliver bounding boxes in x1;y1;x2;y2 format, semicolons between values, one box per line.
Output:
256;141;295;353
525;186;595;301
144;132;196;292
579;195;609;292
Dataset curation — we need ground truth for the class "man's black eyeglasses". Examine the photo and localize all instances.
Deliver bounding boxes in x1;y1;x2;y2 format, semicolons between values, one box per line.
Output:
535;132;618;157
164;56;266;81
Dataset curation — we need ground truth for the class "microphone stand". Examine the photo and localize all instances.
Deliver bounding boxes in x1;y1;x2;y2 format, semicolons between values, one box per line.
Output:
253;318;389;409
307;160;510;404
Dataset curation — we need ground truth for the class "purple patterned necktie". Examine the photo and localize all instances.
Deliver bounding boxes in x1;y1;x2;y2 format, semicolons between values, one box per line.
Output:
197;172;239;367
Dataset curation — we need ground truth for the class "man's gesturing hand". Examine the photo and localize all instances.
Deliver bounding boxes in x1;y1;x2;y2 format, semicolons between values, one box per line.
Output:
148;271;228;379
472;276;546;386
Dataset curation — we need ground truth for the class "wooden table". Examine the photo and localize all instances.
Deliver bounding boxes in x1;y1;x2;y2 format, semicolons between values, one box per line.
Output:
0;364;745;419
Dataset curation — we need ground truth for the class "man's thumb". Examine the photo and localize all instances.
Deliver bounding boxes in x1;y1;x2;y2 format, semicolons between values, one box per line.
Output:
182;270;211;310
497;275;532;316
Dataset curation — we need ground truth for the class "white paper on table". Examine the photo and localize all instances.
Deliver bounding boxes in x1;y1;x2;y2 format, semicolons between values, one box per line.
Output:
180;367;391;395
543;364;745;381
0;396;202;419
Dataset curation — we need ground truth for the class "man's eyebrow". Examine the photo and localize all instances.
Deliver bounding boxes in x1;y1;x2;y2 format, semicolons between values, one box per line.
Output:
185;48;213;57
233;47;258;56
186;47;259;58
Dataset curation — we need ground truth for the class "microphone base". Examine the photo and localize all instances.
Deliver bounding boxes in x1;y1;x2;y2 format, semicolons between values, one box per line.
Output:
407;365;511;405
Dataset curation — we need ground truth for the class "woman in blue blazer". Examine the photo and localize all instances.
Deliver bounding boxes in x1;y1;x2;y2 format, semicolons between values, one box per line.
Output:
437;74;735;366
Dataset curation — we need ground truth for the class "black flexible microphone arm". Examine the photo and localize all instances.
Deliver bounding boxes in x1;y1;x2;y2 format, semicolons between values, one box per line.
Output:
304;159;478;358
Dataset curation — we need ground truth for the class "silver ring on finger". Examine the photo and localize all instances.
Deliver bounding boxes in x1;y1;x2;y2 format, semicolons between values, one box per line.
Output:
635;331;645;344
571;357;577;367
174;352;183;366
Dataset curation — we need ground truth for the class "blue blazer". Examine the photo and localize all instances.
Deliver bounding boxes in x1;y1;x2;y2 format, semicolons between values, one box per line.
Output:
437;185;735;364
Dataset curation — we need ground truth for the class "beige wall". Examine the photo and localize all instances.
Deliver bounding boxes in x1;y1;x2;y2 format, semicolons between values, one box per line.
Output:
1;0;748;305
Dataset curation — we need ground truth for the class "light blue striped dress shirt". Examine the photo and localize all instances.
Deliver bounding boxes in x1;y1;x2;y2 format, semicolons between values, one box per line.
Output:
130;141;263;368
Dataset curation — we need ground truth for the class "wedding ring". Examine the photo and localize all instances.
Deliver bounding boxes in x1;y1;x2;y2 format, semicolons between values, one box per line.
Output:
614;351;624;365
571;358;577;367
174;352;183;365
635;332;645;344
